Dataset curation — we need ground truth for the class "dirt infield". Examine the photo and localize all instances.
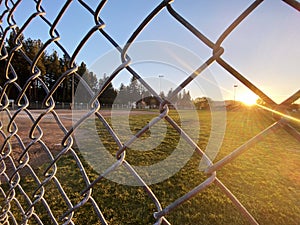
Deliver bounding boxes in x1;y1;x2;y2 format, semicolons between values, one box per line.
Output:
0;109;157;182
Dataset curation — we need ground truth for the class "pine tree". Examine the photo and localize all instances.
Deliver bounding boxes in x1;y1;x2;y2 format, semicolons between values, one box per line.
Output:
98;74;117;107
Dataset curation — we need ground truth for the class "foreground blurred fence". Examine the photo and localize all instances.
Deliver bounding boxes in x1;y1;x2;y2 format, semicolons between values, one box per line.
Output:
0;1;299;225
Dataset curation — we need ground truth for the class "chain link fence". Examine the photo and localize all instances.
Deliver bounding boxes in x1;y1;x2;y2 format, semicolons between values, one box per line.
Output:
1;1;299;224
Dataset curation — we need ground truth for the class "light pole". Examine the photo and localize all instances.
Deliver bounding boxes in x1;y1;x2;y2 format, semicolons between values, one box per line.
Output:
72;75;74;109
233;84;238;103
159;75;164;96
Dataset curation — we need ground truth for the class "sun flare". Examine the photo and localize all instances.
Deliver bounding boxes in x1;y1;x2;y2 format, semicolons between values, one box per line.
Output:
238;92;258;106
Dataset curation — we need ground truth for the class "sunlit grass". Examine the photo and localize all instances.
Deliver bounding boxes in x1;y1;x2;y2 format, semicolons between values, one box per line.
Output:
7;108;300;224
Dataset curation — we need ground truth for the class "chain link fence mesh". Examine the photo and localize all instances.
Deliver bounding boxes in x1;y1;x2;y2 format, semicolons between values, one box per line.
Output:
0;0;300;224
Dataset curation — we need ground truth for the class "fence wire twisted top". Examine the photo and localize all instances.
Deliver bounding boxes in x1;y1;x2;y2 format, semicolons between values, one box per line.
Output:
0;0;300;225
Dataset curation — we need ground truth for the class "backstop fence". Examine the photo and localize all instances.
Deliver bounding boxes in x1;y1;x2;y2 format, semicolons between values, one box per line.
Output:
0;1;299;225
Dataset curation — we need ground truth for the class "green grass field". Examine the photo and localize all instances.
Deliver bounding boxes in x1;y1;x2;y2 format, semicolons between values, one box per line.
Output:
8;107;300;225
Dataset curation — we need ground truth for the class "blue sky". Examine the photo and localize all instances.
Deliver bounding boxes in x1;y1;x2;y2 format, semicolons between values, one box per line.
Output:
3;0;300;103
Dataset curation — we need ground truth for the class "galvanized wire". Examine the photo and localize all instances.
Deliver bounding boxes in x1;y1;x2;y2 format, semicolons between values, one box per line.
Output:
0;0;299;225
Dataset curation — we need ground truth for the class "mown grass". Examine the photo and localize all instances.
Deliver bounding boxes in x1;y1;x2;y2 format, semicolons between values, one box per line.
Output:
4;107;300;224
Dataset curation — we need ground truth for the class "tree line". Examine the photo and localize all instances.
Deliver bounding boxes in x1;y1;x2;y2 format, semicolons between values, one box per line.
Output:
1;34;212;109
0;33;117;106
115;77;196;109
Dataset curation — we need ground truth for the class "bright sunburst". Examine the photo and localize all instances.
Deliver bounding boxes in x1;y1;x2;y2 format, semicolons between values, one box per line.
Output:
238;92;258;106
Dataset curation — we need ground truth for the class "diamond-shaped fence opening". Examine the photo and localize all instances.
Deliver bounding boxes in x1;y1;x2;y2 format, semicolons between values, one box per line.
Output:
0;1;299;225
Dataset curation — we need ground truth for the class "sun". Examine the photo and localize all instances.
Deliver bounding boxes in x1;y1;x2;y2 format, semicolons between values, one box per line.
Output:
238;92;258;106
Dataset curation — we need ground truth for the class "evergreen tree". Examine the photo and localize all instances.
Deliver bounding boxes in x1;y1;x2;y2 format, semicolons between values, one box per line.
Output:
159;91;166;99
116;83;129;105
44;51;69;102
6;33;47;102
44;51;61;89
6;32;30;99
77;61;87;76
98;74;117;107
128;76;141;102
60;55;71;102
